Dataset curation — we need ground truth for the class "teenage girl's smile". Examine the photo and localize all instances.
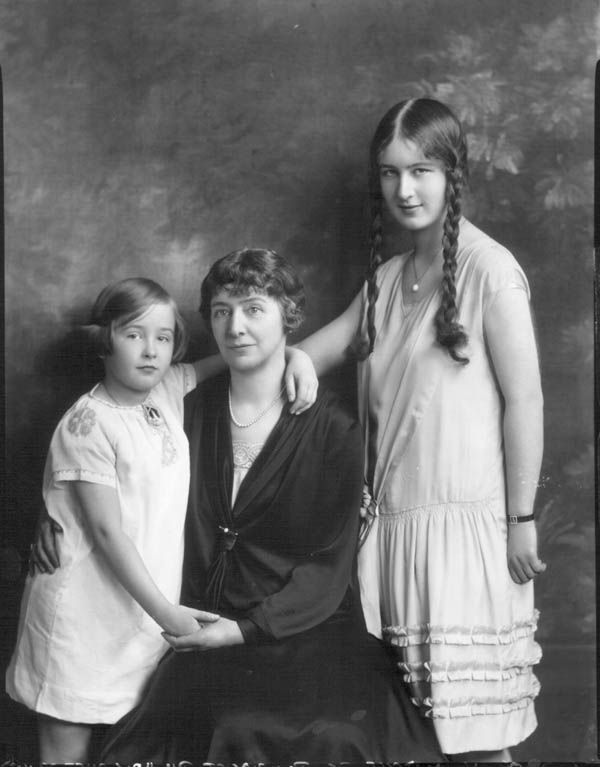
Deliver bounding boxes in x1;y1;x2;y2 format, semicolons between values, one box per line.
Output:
378;136;447;239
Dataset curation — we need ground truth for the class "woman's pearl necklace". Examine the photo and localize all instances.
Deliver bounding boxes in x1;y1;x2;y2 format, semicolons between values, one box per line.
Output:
228;386;284;429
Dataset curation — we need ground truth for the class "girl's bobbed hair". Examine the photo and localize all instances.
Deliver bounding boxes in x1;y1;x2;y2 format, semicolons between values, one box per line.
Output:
200;248;306;333
85;277;188;362
364;97;470;364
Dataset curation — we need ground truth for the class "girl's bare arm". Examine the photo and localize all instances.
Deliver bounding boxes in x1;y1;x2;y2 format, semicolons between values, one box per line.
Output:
294;291;363;376
484;287;546;585
74;482;217;634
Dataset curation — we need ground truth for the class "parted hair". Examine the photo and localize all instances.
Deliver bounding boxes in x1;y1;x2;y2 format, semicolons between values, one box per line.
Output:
85;277;188;362
200;248;306;333
363;97;469;364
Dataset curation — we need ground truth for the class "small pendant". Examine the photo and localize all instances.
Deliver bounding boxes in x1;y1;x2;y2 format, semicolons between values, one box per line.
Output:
411;283;419;293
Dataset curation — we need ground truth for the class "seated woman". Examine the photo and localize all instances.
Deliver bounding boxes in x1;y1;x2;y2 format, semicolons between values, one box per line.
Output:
100;248;443;764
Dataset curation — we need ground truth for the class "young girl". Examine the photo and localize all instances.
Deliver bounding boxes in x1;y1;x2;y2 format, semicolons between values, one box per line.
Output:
5;278;214;761
6;277;314;763
296;98;546;761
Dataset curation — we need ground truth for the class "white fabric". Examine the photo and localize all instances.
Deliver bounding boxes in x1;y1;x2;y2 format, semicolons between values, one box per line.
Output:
231;441;263;506
357;219;540;753
6;364;196;724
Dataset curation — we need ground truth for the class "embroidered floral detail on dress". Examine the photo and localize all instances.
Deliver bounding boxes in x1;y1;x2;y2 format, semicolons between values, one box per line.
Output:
67;405;97;437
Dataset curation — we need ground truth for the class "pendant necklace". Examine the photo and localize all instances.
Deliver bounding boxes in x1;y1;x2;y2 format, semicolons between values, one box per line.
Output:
409;250;438;293
228;386;285;429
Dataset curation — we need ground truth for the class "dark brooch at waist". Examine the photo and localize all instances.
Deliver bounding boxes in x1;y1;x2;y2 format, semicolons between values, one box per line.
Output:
218;525;239;551
205;525;240;610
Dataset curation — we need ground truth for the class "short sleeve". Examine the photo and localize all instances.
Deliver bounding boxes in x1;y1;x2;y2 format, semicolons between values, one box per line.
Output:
481;244;530;316
154;363;197;422
46;401;117;488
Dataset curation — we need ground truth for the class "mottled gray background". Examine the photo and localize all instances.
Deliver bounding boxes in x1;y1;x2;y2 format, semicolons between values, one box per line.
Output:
1;0;596;760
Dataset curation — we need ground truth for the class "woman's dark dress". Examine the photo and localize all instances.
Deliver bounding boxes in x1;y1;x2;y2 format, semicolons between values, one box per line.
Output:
100;377;443;763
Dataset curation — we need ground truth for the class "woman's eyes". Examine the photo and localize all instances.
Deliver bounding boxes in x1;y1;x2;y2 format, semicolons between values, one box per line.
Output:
212;305;263;319
380;167;431;178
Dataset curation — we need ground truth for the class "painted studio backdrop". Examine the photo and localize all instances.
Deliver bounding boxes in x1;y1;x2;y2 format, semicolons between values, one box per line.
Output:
1;0;596;761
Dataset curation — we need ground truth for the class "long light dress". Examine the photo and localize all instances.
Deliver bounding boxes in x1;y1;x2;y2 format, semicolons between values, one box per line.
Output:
357;219;541;753
6;364;196;724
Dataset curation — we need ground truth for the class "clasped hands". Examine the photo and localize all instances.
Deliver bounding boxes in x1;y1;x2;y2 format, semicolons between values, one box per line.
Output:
29;508;245;652
163;609;244;652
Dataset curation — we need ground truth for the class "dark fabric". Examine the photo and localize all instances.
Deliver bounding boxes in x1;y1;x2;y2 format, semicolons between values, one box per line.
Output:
100;377;443;763
182;376;365;639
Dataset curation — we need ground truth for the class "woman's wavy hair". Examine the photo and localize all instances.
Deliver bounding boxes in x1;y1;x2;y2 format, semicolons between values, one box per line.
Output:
84;277;188;362
362;97;469;364
200;248;306;333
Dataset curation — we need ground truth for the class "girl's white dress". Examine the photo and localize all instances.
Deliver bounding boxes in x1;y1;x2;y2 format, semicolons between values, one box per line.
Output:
357;219;541;753
6;364;196;724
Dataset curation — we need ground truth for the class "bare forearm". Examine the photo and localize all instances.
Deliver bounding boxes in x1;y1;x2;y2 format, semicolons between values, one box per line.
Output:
91;527;178;630
296;330;348;376
503;394;544;516
504;396;546;584
296;292;363;376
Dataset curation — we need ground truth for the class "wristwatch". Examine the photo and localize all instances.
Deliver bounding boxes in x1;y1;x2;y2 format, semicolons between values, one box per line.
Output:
508;513;535;525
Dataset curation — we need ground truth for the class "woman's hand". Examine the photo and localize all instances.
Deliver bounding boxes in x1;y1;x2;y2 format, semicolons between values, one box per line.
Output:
284;347;318;415
161;605;220;637
163;616;244;651
29;506;63;575
507;523;546;584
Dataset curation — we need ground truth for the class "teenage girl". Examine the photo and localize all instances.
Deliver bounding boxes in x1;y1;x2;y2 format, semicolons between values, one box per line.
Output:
296;98;546;761
6;277;314;762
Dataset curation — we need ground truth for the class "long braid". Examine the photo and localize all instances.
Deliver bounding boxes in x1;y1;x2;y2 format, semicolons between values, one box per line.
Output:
434;169;469;364
365;202;384;354
354;179;384;360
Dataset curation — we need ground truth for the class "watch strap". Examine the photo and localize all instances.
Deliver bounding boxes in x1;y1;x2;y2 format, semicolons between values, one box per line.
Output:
508;513;535;525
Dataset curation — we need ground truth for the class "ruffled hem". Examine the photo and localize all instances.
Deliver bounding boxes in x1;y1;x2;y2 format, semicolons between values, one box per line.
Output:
399;647;542;683
384;609;539;647
414;677;541;719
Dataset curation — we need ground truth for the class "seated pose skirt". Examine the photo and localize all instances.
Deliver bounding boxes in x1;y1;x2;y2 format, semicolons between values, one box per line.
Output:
101;379;443;764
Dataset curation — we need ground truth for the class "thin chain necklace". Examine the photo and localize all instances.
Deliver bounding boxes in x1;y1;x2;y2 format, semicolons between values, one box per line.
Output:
228;386;285;429
409;250;438;293
101;383;142;409
102;383;161;429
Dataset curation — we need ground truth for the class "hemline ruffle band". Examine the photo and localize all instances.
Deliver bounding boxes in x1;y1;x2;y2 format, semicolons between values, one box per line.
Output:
413;677;541;720
383;609;539;647
398;646;542;683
